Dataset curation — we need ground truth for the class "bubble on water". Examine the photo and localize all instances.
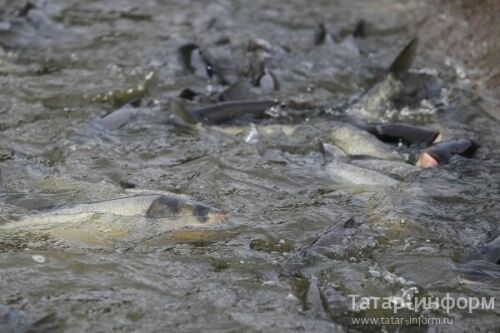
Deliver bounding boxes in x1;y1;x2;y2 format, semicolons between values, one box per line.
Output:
369;268;381;278
456;65;467;79
411;68;438;76
32;255;46;263
245;124;259;144
145;71;155;81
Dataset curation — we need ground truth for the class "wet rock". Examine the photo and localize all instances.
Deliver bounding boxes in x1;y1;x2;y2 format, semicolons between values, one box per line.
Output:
250;238;294;253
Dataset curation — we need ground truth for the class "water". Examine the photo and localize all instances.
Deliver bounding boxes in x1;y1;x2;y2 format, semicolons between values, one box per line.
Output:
1;0;499;332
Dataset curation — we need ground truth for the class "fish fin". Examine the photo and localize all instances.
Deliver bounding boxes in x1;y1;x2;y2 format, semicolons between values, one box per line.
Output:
388;38;418;77
313;22;327;45
170;99;200;125
178;43;199;73
218;79;253;101
353;20;366;38
318;140;328;165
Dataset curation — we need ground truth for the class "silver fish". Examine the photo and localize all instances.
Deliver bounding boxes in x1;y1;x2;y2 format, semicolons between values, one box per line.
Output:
1;194;227;231
326;125;404;161
325;160;400;186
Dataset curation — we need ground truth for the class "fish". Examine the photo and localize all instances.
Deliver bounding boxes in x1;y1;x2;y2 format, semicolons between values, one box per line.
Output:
327;124;404;161
0;3;67;50
190;100;278;123
218;80;255;102
476;234;500;265
255;68;279;92
178;43;212;76
458;233;500;281
346;38;418;121
350;158;420;180
325;160;400;186
92;102;141;130
0;194;227;232
363;123;441;146
313;22;327;46
352;20;367;38
416;139;478;168
171;99;200;126
170;99;278;124
88;71;155;107
0;304;33;333
177;43;228;84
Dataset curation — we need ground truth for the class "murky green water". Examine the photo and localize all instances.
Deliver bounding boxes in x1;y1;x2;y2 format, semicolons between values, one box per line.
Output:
1;0;499;332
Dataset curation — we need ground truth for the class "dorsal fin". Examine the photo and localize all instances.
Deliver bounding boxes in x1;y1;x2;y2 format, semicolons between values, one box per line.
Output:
388;38;418;77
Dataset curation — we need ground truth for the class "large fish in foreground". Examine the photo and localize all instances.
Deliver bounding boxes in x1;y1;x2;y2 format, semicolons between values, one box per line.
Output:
0;192;227;245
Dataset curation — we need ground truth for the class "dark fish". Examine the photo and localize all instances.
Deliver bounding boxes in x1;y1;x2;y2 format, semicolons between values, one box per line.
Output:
178;88;198;100
191;99;278;123
478;235;500;265
313;22;327;45
365;123;440;145
416;138;478;168
0;304;33;333
178;43;207;74
177;43;228;84
352;20;366;38
18;2;37;17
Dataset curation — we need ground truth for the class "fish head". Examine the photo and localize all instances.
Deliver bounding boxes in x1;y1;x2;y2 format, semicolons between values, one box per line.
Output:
146;195;228;225
191;203;229;225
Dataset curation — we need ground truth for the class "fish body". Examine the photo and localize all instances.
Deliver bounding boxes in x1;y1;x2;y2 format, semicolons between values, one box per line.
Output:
0;304;32;333
416;139;478;168
325;160;400;186
93;104;140;130
1;194;226;231
365;123;440;146
190;100;277;123
350;158;419;180
346;38;418;121
327;125;404;161
478;235;500;265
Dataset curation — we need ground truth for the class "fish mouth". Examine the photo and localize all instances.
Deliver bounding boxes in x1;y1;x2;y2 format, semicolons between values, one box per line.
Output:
214;211;230;222
416;152;439;168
